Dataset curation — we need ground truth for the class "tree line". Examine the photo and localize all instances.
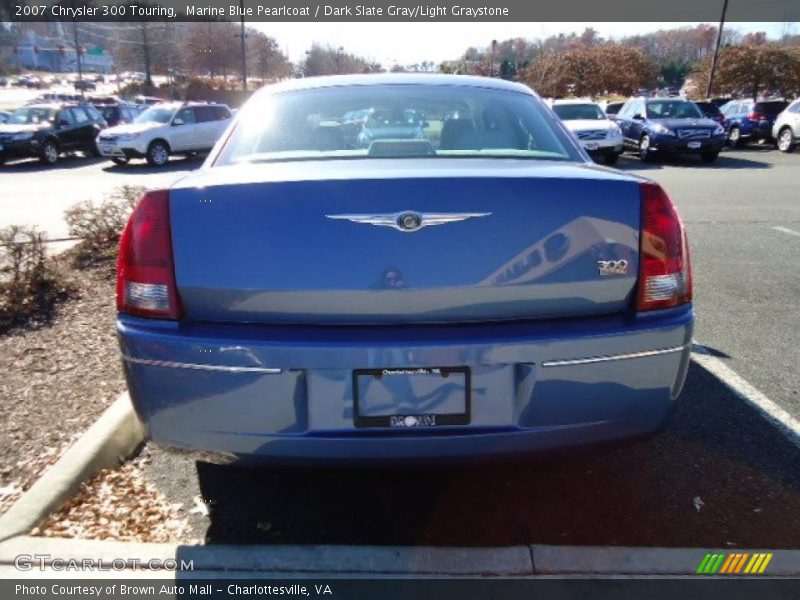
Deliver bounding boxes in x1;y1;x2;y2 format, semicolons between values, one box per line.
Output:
442;26;800;100
3;22;800;100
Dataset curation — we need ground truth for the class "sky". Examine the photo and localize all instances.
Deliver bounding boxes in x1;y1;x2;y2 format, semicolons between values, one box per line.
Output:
251;21;797;66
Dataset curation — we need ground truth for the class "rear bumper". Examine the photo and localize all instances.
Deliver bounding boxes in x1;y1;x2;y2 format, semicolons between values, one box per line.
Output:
97;143;146;159
118;307;694;462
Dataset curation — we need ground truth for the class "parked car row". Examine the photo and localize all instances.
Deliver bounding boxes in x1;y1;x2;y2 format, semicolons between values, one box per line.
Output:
579;95;800;162
555;97;725;163
0;99;232;167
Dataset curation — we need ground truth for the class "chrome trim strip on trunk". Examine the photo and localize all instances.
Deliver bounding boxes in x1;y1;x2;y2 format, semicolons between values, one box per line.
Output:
541;344;689;368
121;354;283;374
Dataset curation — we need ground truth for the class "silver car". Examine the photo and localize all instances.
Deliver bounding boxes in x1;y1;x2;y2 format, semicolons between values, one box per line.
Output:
773;99;800;153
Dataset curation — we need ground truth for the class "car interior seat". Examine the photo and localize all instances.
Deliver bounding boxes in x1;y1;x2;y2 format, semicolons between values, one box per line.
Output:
439;118;478;150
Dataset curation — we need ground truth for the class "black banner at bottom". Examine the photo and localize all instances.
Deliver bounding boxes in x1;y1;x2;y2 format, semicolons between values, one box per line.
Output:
3;578;800;600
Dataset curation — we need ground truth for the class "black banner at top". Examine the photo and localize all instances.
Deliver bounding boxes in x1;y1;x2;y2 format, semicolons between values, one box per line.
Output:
2;0;800;22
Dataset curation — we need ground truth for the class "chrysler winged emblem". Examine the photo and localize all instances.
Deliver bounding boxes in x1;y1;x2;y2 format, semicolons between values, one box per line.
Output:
325;210;491;232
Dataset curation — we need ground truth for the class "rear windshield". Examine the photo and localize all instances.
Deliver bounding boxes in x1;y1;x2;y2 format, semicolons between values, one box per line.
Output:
756;101;788;115
97;106;120;121
7;107;55;125
135;106;174;124
552;103;606;121
215;84;580;165
694;102;721;116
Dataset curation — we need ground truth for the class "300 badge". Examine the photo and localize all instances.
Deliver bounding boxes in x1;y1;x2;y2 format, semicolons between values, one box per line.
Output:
597;259;630;276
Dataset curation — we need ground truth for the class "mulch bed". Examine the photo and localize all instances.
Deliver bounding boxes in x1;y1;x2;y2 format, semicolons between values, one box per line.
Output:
0;262;125;516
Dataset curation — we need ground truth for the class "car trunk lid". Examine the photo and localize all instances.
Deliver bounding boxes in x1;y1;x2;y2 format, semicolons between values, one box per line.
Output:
169;159;641;324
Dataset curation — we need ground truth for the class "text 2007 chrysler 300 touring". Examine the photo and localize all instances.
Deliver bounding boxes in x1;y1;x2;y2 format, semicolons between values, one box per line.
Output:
117;74;693;462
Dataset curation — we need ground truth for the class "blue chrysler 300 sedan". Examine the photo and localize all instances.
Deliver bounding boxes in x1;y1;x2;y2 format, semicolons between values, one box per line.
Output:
117;74;694;463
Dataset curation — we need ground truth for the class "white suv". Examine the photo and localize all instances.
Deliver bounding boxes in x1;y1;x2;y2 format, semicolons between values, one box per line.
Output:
551;99;624;165
773;99;800;153
96;101;232;166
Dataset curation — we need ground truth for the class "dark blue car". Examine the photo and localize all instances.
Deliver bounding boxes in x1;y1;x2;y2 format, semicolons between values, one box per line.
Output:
720;99;788;147
616;97;726;163
116;75;694;463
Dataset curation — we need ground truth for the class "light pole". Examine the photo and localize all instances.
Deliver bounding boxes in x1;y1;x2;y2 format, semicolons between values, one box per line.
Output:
239;0;247;90
141;23;152;87
70;0;84;98
490;39;497;77
706;0;730;99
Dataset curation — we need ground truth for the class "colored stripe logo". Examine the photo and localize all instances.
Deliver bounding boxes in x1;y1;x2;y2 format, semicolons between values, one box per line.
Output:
696;552;773;574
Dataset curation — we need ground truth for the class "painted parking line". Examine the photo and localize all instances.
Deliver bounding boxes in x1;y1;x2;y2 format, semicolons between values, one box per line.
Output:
693;343;800;450
772;226;800;238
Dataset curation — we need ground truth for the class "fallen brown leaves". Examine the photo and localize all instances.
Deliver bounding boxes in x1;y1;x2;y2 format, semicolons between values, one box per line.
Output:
32;451;192;543
0;262;126;516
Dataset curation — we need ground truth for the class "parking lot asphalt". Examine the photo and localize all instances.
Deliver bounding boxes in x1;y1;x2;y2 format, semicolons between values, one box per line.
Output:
145;360;800;547
617;147;800;422
0;154;202;240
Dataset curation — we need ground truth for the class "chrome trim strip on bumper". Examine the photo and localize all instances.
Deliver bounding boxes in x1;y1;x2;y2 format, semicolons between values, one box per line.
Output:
123;344;688;373
121;354;283;374
541;344;689;368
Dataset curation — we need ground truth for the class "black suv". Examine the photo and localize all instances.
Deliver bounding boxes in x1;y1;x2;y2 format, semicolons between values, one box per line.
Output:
0;103;107;166
89;98;139;127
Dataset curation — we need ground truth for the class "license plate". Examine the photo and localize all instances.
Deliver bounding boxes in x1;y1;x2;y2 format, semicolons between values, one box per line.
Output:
585;142;599;150
100;144;115;153
687;141;702;149
353;367;470;428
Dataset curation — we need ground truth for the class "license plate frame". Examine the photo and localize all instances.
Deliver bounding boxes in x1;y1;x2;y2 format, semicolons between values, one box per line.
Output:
352;366;471;429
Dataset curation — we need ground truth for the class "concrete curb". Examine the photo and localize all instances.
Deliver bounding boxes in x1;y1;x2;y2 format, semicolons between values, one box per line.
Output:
1;535;799;576
176;544;533;575
0;393;144;543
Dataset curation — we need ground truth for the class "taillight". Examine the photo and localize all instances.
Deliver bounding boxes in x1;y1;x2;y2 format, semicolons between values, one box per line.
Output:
116;189;182;319
636;182;692;312
748;112;765;121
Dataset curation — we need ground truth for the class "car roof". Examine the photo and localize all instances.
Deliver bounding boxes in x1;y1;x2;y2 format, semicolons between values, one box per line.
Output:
142;101;229;109
640;97;688;102
22;103;66;109
259;73;534;96
552;98;598;105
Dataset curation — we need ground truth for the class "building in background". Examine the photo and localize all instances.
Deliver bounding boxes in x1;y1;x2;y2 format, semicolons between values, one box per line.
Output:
14;29;114;73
